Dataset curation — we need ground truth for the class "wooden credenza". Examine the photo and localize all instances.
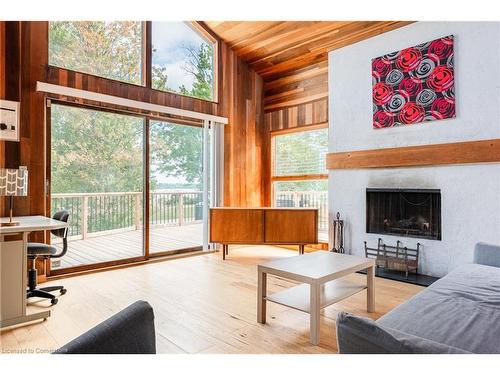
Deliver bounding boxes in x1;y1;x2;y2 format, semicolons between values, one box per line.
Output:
210;207;318;259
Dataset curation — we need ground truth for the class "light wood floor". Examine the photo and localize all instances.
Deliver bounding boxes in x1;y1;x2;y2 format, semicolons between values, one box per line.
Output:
52;223;203;269
0;246;423;354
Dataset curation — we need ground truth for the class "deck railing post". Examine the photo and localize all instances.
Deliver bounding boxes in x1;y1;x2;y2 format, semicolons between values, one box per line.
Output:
134;193;141;230
293;192;300;208
82;195;89;240
178;193;184;226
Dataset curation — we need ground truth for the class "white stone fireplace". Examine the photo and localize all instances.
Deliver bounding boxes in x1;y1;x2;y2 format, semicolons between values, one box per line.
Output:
328;22;500;277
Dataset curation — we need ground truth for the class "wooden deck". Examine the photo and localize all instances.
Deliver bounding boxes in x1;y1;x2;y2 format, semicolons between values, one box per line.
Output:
52;223;203;270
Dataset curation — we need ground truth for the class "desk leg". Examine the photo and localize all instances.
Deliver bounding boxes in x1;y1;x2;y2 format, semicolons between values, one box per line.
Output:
299;244;304;255
367;265;375;313
222;244;226;260
257;268;267;324
310;282;321;345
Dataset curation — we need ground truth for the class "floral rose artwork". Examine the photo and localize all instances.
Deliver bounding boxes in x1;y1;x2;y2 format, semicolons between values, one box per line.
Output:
372;35;455;128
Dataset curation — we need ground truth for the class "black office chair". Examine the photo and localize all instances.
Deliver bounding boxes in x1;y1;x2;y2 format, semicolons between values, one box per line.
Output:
27;210;70;305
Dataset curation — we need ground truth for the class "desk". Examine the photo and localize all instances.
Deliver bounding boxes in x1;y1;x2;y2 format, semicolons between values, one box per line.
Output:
0;216;68;329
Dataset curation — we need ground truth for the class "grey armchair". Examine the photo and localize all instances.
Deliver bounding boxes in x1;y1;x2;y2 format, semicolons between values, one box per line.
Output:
55;300;156;354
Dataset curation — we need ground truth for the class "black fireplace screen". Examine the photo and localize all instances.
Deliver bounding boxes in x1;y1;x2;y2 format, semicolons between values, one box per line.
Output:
366;189;441;240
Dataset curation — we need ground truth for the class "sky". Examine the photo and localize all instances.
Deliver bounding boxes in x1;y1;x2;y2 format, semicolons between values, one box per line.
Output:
151;22;208;92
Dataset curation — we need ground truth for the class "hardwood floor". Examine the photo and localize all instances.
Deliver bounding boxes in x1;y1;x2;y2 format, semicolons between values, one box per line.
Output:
0;246;423;354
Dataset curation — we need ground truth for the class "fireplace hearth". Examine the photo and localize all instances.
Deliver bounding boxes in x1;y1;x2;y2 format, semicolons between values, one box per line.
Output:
366;188;441;240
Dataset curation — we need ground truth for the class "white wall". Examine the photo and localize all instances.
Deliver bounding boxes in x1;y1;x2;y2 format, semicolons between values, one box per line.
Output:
328;22;500;277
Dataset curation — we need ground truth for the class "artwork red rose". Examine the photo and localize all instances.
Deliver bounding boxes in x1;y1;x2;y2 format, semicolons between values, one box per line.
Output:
399;77;423;97
427;65;454;92
373;82;393;106
428;36;453;60
395;47;422;72
372;57;392;79
373;110;395;128
430;97;456;119
398;102;425;124
372;35;455;128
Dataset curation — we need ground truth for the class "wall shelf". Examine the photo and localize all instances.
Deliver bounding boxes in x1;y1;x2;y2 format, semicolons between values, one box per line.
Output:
326;139;500;170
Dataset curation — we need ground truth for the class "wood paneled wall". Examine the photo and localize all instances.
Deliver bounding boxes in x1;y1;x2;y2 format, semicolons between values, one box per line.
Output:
263;60;328;133
264;98;328;132
44;65;220;116
219;42;269;207
0;22;5;100
264;61;328;112
0;21;22;216
0;22;5;175
0;21;268;225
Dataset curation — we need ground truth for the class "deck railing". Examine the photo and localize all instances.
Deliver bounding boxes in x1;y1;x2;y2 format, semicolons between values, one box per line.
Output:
51;191;203;240
51;189;328;240
274;191;329;232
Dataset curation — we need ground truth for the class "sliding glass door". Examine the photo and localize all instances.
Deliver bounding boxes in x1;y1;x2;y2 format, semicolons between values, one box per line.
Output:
50;103;145;270
49;102;221;273
149;120;204;254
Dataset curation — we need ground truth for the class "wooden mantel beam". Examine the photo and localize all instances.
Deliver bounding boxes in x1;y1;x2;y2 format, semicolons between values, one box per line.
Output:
326;139;500;170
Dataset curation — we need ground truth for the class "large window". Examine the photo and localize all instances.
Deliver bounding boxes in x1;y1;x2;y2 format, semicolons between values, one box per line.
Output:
49;21;143;85
272;127;329;241
152;22;216;101
48;21;217;101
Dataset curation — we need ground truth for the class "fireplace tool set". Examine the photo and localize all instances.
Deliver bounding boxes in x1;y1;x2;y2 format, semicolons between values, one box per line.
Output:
331;212;345;253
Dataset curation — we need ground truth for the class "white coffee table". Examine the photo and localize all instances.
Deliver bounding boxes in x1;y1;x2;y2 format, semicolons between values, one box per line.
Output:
257;251;375;345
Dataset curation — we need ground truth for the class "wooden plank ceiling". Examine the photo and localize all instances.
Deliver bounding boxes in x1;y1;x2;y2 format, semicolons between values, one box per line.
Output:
206;21;412;112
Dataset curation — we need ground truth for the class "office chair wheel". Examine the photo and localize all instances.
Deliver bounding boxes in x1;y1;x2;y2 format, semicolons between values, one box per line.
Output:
51;298;58;306
60;288;67;295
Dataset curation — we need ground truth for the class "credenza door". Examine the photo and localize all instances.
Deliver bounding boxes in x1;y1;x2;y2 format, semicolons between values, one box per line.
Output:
210;209;264;244
264;209;318;244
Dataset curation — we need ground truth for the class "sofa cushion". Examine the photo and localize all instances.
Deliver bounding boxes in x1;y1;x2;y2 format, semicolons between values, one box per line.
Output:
377;263;500;354
474;242;500;268
336;312;470;354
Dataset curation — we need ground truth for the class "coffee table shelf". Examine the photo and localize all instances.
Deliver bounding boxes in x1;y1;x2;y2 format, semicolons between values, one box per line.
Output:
266;279;367;313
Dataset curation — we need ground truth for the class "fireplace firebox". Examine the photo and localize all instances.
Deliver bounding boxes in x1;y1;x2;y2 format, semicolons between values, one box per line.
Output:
366;189;441;240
